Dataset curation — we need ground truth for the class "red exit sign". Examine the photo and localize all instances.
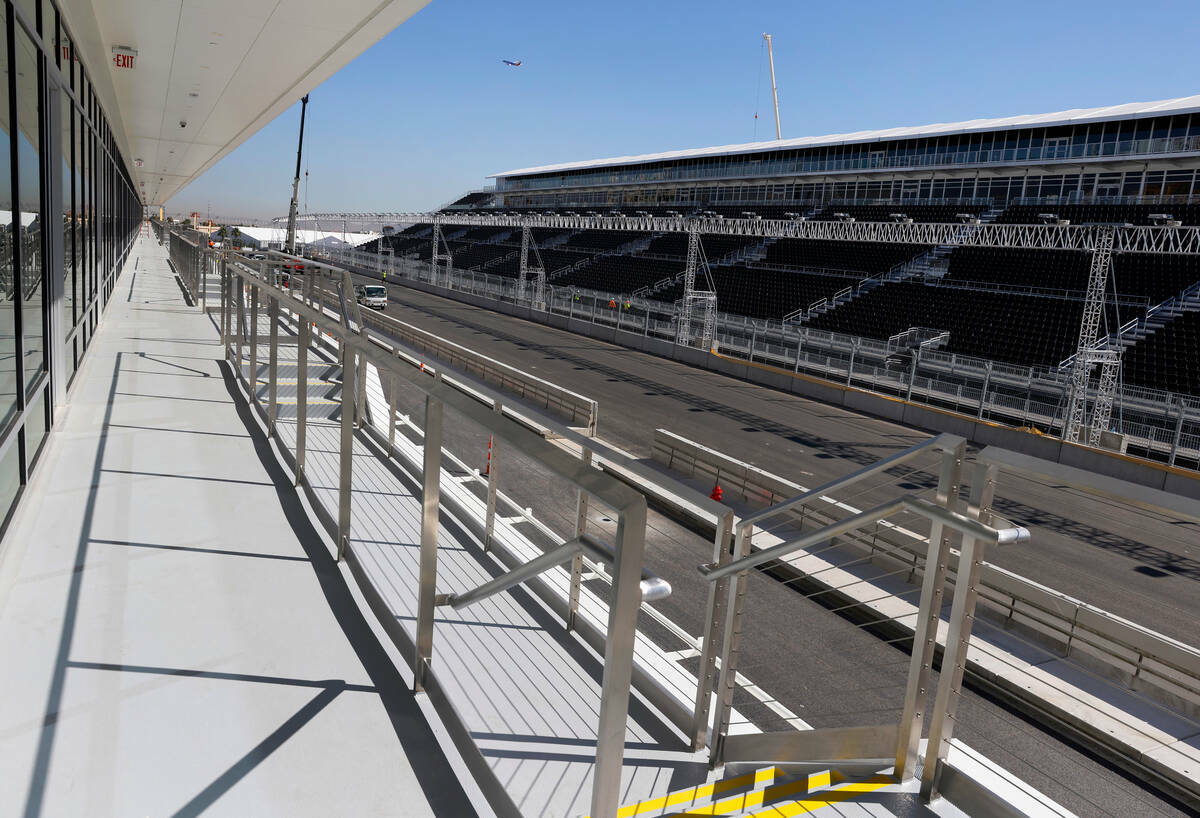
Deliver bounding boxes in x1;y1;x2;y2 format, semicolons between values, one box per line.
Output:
111;45;137;70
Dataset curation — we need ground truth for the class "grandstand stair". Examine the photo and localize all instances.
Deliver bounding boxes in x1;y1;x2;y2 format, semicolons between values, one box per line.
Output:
1058;280;1200;371
1117;281;1200;348
905;205;1005;281
476;248;519;272
538;230;576;249
474;229;515;245
549;236;659;283
716;237;773;266
605;767;901;817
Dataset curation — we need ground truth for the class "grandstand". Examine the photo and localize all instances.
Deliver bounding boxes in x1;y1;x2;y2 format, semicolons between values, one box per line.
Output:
310;94;1200;465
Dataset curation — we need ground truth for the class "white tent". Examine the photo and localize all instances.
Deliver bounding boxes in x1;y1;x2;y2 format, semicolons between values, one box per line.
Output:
229;225;379;248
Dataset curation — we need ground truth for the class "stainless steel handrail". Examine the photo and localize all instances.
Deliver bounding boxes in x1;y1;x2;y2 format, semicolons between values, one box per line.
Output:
736;432;963;531
699;494;1030;581
437;533;671;611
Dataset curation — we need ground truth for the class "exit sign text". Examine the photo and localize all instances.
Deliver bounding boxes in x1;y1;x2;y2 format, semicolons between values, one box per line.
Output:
111;46;137;70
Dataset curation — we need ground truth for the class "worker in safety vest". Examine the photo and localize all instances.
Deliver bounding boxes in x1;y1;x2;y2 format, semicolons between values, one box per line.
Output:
608;299;616;309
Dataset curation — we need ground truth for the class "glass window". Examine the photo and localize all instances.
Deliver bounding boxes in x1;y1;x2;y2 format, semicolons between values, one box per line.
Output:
0;434;20;529
24;386;46;468
15;26;44;395
63;91;74;330
15;0;40;37
0;25;14;432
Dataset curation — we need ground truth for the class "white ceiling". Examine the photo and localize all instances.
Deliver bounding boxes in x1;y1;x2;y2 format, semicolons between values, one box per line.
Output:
60;0;429;206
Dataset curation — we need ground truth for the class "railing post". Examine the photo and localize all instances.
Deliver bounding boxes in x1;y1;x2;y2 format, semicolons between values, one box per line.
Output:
977;361;993;419
566;447;593;631
234;277;245;374
414;388;445;692
337;344;356;561
295;312;309;484
709;521;754;767
249;285;259;400
484;400;502;550
692;509;734;751
1169;397;1186;467
353;345;366;427
921;460;998;802
894;439;964;781
907;348;920;402
219;258;229;350
388;349;401;452
267;295;280;435
200;249;208;313
589;498;648;818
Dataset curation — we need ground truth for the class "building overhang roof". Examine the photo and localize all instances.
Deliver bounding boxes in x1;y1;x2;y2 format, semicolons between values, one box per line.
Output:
60;0;429;206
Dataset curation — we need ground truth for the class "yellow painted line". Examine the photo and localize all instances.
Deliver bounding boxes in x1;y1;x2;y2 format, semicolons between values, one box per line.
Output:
804;770;833;791
609;767;781;818
674;771;848;816
739;774;893;817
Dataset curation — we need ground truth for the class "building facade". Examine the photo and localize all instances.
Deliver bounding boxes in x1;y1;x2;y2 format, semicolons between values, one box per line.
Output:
0;0;139;535
492;96;1200;209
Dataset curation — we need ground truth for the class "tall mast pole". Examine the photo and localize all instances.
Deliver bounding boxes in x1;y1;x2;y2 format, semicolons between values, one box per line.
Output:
285;94;309;254
763;33;781;140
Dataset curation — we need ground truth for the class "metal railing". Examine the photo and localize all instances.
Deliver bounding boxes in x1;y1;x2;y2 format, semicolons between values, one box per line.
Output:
206;243;757;817
219;249;662;817
700;434;1031;803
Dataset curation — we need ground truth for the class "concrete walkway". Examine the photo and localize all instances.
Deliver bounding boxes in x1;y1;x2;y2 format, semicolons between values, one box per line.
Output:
0;234;474;817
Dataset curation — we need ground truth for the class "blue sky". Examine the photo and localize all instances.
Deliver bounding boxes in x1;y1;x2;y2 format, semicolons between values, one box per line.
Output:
168;0;1200;221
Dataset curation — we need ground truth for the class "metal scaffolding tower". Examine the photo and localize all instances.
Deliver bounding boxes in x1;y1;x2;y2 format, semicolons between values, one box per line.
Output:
518;226;546;309
430;217;453;288
677;222;718;350
1088;350;1123;447
1063;226;1119;445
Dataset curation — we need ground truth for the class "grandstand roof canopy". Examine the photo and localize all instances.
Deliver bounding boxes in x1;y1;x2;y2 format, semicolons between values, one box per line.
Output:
491;94;1200;179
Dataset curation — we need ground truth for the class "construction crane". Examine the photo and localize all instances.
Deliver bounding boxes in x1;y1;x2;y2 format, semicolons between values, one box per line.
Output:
284;94;309;254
